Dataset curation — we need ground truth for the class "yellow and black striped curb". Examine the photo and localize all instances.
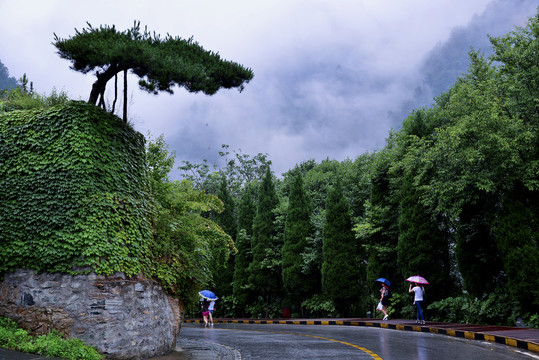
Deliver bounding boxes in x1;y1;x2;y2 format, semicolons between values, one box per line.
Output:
184;318;539;354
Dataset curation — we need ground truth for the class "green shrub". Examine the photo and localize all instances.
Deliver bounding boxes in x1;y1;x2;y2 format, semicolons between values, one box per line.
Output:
426;290;537;327
0;318;103;360
0;84;70;113
302;294;338;318
385;292;416;320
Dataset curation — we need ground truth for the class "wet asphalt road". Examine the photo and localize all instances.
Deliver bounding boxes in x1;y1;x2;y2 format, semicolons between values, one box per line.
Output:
179;323;537;359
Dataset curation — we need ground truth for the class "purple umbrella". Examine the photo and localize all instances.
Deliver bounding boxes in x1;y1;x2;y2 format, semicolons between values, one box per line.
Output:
406;275;429;285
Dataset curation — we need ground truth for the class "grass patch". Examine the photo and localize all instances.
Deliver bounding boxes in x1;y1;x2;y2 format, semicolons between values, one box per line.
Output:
0;317;103;360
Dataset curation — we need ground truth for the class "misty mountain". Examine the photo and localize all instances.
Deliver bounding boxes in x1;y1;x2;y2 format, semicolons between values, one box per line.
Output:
390;0;538;127
0;59;18;91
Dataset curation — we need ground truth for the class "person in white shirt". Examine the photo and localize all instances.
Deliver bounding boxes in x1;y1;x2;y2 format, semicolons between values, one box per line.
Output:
409;283;425;324
208;300;215;327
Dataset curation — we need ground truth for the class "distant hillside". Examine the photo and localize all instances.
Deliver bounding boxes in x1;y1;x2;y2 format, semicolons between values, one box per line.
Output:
0;59;17;91
390;0;538;126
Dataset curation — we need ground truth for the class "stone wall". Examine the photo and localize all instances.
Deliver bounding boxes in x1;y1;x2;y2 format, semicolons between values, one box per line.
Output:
0;269;181;360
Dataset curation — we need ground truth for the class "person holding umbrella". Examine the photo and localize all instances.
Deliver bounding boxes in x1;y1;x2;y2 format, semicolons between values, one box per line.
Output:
200;298;210;327
208;299;216;327
199;290;219;328
407;275;427;324
375;278;391;320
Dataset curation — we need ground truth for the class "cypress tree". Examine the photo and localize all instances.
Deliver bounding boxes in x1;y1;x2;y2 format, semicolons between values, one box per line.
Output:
215;176;237;240
281;172;316;313
321;179;359;316
365;158;400;294
212;176;237;301
233;185;256;315
248;167;281;316
237;183;256;237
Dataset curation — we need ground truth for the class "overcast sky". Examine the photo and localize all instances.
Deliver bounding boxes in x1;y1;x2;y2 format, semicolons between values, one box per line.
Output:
1;0;536;178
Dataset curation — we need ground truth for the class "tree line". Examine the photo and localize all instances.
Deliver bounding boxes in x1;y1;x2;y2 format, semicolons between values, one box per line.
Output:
1;13;537;327
177;12;538;325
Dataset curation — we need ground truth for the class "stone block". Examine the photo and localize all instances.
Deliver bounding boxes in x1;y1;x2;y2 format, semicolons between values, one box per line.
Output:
0;269;180;360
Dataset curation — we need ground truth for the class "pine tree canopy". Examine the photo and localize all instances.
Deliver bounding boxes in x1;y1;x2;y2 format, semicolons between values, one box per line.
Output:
53;21;254;105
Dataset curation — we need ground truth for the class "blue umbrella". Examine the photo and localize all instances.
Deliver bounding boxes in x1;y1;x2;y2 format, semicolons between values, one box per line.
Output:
375;278;391;287
199;290;219;300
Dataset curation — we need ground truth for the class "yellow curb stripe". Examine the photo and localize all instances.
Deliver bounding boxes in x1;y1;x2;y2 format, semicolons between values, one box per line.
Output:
464;332;475;340
529;343;539;353
505;338;517;347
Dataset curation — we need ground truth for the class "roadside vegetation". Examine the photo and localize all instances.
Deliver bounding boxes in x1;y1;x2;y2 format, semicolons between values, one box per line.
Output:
0;317;103;360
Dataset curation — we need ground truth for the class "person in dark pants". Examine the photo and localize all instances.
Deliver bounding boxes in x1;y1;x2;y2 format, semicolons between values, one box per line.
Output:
208;300;215;327
409;283;425;324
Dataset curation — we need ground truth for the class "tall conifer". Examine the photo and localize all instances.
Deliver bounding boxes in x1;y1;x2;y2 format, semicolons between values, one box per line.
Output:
212;176;237;300
233;185;256;315
248;167;281;316
321;180;359;316
282;172;316;313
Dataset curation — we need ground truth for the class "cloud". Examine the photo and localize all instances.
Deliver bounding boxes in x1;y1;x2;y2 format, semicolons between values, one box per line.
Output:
1;0;534;178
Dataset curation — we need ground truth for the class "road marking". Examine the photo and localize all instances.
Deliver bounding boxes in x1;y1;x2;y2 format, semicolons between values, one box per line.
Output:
510;348;539;359
301;333;383;360
217;328;383;359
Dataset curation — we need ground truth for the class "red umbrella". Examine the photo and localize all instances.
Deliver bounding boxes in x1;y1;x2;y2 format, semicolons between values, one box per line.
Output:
406;275;429;285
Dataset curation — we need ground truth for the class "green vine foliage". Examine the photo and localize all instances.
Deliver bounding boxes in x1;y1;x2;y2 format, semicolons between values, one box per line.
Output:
0;101;152;277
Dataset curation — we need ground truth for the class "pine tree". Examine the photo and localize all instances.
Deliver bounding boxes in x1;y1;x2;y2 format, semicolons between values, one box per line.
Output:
321;180;359;316
53;21;253;116
281;172;316;313
248;167;281;316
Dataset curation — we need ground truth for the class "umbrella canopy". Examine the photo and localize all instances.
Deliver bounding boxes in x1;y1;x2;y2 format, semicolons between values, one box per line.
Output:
198;290;219;300
375;278;391;287
406;275;429;285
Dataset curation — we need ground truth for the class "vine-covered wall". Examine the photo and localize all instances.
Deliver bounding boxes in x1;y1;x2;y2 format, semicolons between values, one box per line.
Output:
0;101;152;277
